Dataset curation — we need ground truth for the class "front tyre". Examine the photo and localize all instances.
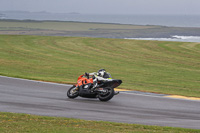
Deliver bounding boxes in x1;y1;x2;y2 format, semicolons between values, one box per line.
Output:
67;85;79;99
98;87;114;101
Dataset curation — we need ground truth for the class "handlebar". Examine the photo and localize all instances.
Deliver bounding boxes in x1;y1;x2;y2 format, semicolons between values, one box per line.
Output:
85;72;89;79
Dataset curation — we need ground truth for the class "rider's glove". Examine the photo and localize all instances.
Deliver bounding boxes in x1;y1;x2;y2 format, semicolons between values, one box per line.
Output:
85;72;89;78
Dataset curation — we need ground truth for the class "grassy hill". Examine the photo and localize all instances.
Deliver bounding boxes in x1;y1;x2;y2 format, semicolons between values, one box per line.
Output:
0;35;200;97
1;20;200;38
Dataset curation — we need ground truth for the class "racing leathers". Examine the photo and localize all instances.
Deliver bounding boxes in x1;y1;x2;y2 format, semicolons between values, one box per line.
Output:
88;72;110;92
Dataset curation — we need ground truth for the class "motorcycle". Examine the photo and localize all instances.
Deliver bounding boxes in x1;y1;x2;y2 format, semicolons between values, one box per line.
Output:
67;73;122;101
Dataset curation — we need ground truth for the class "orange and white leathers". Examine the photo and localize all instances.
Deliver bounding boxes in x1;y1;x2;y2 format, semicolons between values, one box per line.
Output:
89;72;111;91
88;72;111;81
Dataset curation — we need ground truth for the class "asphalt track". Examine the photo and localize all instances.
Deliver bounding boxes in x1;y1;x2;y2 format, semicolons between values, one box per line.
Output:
0;76;200;129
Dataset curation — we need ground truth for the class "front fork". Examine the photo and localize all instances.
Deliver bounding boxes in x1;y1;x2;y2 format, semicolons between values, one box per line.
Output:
74;85;79;91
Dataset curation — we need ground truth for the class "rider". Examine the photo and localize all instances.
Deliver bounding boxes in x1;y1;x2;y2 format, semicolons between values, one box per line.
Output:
85;69;111;92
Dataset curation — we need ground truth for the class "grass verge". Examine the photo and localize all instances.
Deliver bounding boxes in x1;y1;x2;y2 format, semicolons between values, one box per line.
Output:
0;112;199;133
0;35;200;97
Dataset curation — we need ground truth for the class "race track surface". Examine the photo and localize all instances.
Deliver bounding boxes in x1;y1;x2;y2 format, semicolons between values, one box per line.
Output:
0;76;200;129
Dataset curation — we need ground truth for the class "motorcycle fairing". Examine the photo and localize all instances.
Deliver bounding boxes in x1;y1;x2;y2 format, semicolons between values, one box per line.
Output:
98;79;122;88
77;75;93;87
78;83;97;98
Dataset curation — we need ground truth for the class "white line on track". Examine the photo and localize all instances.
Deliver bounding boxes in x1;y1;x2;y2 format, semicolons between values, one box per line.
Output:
121;91;200;102
120;91;167;98
0;75;72;87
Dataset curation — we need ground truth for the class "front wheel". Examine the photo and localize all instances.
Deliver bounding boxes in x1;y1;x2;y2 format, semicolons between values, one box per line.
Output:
98;87;114;101
67;85;79;99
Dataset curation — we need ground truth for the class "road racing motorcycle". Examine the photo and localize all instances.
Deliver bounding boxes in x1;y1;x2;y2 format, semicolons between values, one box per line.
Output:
67;73;122;101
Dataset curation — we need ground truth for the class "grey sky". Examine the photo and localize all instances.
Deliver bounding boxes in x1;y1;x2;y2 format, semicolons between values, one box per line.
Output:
0;0;200;15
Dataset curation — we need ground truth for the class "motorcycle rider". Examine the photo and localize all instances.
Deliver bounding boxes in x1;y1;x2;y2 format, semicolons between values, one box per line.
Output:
85;69;111;92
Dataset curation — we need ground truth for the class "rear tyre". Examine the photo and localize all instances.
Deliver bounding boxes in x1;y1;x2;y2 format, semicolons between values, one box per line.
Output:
98;87;114;101
67;85;79;99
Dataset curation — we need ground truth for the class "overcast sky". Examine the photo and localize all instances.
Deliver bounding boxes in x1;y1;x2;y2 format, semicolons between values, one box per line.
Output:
1;0;200;15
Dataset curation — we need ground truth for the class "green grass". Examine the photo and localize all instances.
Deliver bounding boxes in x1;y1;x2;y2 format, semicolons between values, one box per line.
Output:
0;112;199;133
0;35;200;97
0;20;158;31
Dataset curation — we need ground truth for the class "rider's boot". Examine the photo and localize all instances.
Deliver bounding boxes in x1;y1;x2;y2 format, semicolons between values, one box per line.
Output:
91;79;97;92
114;91;120;95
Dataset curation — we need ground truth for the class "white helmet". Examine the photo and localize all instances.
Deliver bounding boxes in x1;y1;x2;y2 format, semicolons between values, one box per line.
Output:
97;69;106;77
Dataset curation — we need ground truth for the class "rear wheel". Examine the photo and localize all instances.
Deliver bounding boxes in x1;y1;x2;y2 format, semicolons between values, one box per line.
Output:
98;87;114;101
67;85;79;98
